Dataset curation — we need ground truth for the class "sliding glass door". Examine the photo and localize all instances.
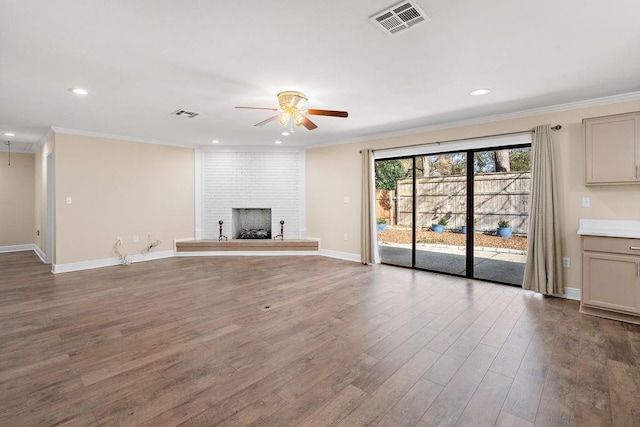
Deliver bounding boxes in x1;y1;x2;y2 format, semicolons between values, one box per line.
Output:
472;147;531;285
375;143;531;286
375;158;413;267
414;152;467;276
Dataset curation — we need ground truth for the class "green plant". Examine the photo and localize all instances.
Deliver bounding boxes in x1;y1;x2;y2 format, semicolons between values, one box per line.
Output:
376;218;387;225
498;219;511;228
438;217;448;226
375;160;407;191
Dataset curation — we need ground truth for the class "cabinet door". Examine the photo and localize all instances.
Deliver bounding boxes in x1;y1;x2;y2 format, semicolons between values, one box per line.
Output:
583;252;640;313
584;112;640;184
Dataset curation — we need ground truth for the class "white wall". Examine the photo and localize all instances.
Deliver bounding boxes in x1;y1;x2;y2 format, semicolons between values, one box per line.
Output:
199;148;305;240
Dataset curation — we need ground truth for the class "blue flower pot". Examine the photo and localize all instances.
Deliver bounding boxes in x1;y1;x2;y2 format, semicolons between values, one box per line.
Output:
376;223;387;231
461;226;467;234
497;227;513;238
432;224;445;233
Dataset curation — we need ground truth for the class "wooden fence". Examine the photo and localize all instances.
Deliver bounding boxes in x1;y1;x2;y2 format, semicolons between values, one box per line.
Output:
376;171;531;233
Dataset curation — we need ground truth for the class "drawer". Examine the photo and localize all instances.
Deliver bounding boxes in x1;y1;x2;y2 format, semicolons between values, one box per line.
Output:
583;235;640;256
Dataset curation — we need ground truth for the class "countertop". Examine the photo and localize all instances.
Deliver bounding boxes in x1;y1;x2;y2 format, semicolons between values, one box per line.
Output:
578;219;640;239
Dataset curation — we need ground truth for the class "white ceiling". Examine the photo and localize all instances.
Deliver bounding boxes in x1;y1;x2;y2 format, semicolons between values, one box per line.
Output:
1;0;639;152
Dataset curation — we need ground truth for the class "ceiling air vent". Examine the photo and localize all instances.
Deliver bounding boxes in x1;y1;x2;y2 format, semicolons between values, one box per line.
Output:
172;109;200;118
369;1;430;36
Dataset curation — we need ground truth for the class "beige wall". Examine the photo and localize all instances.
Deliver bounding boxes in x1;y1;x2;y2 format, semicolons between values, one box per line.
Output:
54;133;194;264
0;152;35;246
306;100;640;290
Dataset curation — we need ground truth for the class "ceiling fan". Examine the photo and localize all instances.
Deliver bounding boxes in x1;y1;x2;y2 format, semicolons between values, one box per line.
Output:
235;91;348;131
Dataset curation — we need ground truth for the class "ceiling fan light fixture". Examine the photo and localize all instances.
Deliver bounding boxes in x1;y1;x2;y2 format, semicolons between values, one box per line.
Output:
292;111;304;126
277;91;308;109
278;112;290;126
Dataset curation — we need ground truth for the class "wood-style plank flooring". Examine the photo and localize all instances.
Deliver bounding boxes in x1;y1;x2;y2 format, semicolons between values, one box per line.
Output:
1;251;639;426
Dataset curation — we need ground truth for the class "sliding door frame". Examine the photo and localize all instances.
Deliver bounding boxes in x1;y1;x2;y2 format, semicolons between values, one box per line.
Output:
376;142;531;286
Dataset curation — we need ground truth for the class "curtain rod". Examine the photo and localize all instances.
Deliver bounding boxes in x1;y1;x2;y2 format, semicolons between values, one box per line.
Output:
360;125;561;153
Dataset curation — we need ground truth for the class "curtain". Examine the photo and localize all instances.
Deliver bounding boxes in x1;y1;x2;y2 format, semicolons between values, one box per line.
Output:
361;149;377;264
522;125;564;294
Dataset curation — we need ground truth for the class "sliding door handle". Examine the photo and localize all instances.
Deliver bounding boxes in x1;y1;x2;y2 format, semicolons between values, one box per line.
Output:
631;246;640;250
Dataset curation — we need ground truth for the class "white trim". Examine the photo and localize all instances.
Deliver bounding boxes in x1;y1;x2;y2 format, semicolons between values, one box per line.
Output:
0;144;37;154
33;245;46;263
36;127;54;149
52;250;174;274
320;249;361;263
194;149;203;240
299;151;307;239
0;244;35;253
175;251;319;257
554;286;581;301
45;151;54;264
51;127;189;148
374;132;532;160
306;91;640;150
196;145;305;153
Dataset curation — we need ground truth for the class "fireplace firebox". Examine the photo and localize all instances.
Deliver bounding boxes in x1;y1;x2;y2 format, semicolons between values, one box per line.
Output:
232;208;271;239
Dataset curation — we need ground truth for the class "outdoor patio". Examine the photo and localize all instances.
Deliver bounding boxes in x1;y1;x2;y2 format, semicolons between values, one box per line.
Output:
378;243;526;286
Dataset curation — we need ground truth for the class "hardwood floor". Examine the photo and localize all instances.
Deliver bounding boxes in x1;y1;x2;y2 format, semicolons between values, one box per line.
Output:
1;251;639;426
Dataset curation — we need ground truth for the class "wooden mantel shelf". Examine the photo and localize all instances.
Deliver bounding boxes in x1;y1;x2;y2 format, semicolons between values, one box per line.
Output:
176;239;319;253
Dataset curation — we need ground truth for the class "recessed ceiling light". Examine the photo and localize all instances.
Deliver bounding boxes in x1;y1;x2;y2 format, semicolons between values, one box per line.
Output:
4;132;15;137
281;132;289;136
212;140;220;144
470;88;490;96
275;140;282;145
69;88;89;95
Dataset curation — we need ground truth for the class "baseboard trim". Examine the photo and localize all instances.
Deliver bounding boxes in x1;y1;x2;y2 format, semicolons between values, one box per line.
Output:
0;243;34;253
554;286;581;301
33;245;47;263
174;251;320;257
319;249;361;263
52;250;174;274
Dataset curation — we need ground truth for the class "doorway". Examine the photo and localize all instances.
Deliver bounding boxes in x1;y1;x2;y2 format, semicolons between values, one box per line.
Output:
45;152;54;264
375;143;531;286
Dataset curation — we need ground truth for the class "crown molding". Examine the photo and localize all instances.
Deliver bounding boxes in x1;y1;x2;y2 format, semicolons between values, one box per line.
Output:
196;144;304;153
306;91;640;149
50;127;190;148
36;127;54;148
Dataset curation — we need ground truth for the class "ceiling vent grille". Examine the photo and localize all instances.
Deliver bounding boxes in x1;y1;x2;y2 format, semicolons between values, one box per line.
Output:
172;109;200;118
369;1;430;36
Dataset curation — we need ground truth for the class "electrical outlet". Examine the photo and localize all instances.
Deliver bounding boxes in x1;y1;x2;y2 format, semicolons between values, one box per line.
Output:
133;235;139;243
563;257;571;268
343;234;348;241
582;197;591;207
343;196;350;204
66;196;72;204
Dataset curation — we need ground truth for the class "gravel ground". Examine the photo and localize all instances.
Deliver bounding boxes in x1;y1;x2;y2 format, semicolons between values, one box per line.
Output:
378;226;528;251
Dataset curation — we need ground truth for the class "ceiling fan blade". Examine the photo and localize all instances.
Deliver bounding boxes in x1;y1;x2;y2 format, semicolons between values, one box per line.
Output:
301;115;318;131
306;109;348;118
254;115;280;126
236;106;279;111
